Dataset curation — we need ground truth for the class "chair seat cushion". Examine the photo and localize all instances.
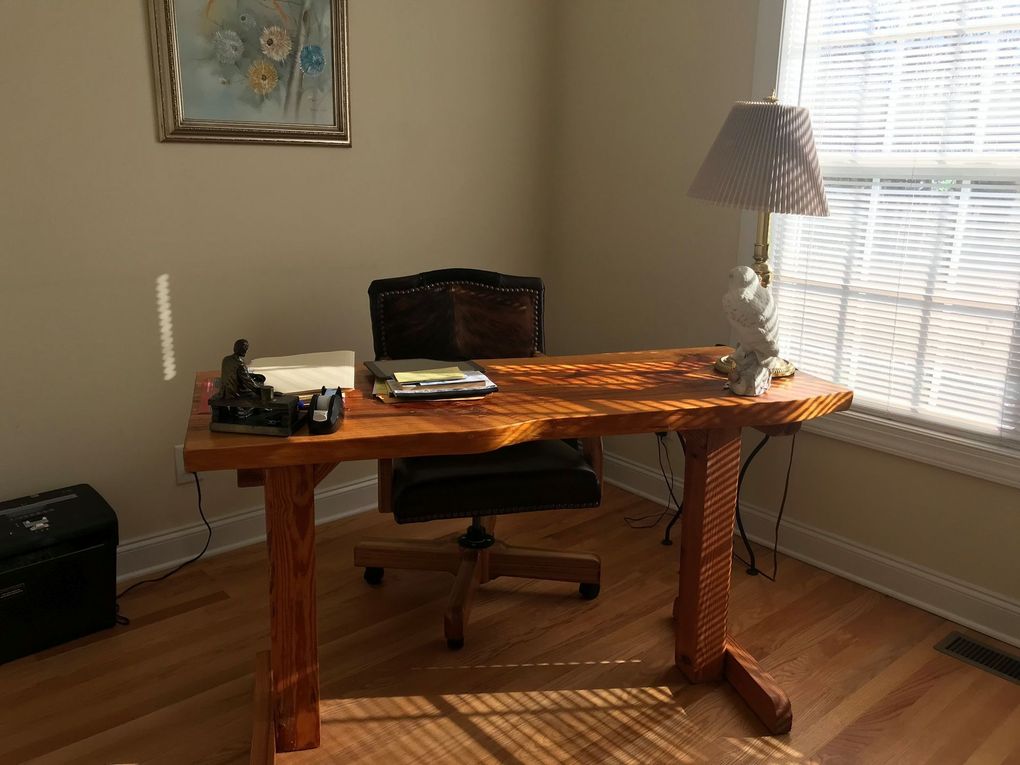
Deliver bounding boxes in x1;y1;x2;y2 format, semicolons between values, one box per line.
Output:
390;440;601;524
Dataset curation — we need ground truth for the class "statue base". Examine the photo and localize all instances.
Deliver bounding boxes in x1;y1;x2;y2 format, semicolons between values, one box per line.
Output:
714;354;797;379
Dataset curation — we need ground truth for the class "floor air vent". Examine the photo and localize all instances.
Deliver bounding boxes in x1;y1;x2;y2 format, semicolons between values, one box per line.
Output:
935;632;1020;685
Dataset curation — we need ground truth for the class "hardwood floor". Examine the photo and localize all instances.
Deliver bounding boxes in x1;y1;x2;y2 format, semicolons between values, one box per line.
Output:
2;485;1017;764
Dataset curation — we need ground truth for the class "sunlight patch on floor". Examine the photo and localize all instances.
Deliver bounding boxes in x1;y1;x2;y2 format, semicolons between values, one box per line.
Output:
311;685;810;764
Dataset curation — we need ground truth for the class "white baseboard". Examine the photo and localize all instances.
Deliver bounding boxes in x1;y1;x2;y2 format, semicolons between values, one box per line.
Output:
118;454;1020;650
603;451;1020;648
116;475;378;583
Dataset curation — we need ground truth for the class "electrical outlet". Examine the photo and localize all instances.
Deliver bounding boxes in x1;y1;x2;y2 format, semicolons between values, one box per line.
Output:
173;444;198;485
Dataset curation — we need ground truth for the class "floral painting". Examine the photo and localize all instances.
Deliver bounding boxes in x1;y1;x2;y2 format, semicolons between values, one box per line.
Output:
150;0;350;145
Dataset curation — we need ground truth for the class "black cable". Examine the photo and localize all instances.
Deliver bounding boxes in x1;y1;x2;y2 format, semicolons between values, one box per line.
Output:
660;432;686;545
734;434;771;574
768;431;798;580
625;434;680;528
629;426;796;585
114;472;211;625
660;433;683;521
733;431;798;582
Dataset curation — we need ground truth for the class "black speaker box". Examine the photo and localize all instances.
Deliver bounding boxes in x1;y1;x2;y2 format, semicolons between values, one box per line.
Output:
0;484;118;664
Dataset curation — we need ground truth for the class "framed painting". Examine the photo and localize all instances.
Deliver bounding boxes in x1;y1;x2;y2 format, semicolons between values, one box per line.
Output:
149;0;350;146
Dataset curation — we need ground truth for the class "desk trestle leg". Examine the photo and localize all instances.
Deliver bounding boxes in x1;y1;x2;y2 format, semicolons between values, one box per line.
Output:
673;427;792;735
264;464;321;752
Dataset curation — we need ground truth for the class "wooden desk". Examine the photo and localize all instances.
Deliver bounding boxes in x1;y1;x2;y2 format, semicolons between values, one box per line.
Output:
184;347;852;757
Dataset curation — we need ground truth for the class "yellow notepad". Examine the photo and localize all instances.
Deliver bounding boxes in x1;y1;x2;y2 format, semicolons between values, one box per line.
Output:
393;367;467;384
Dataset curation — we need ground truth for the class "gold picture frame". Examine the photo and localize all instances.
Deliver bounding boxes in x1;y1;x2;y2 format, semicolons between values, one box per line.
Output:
149;0;350;146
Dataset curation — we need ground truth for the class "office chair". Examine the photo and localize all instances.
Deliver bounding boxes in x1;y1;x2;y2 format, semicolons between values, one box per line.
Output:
354;268;603;649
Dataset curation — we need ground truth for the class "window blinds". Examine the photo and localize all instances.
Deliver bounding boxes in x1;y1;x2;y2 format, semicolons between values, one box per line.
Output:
774;0;1020;446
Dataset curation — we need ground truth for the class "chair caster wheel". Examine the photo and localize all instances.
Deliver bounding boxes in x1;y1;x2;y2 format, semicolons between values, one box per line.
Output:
447;638;464;650
363;567;384;585
579;582;600;600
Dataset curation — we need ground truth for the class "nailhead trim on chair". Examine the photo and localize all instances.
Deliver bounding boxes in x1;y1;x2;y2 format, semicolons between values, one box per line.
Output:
376;280;543;359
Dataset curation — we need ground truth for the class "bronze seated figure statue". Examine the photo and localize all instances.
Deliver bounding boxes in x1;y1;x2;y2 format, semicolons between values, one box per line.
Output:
217;339;266;401
208;339;301;436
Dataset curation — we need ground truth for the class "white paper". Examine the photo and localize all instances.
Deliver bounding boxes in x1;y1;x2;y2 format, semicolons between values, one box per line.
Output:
249;350;355;393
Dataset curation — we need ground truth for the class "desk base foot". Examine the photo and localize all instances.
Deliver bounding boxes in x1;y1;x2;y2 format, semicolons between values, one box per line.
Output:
251;652;277;765
723;637;792;735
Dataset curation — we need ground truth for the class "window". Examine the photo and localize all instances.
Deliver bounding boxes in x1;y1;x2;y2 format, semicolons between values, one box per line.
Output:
773;0;1020;448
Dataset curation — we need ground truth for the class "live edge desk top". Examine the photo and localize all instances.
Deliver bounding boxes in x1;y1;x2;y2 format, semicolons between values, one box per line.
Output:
183;347;852;755
184;347;853;473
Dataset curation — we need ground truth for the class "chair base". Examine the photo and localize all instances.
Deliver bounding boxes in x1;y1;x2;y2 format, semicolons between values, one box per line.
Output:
354;532;601;649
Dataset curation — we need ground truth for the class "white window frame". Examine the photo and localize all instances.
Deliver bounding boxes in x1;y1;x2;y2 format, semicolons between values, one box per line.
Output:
742;0;1020;489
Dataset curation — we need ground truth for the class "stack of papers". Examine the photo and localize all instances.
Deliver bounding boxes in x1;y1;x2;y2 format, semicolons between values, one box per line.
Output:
366;359;498;400
386;372;497;400
249;350;355;394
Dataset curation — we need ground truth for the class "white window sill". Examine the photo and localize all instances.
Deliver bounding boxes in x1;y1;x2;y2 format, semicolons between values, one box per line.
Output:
803;408;1020;490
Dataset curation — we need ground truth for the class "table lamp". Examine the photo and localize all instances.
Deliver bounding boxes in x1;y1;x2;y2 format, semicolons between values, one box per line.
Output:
688;94;828;377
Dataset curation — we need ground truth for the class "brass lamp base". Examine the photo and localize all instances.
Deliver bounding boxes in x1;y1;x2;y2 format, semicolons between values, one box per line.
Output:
714;354;797;379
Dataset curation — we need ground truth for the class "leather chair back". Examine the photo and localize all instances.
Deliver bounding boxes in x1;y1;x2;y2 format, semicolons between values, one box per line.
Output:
368;268;545;361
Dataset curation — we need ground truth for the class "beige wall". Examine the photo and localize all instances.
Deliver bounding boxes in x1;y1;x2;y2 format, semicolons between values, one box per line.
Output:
545;0;1020;600
0;0;553;540
546;1;752;356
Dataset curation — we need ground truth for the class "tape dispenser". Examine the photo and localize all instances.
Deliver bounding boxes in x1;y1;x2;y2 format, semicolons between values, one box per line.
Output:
308;387;345;435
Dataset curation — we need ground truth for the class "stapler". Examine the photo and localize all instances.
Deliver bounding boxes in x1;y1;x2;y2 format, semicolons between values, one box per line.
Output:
308;387;344;435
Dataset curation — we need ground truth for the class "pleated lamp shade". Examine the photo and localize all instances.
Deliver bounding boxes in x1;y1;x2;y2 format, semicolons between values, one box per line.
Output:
688;99;829;217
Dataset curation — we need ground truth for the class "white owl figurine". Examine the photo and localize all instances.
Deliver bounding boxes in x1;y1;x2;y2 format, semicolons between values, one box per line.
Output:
722;266;782;396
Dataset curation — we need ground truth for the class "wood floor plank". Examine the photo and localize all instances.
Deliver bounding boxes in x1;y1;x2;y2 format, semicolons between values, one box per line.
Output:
25;674;253;765
962;702;1020;765
1;484;1016;765
918;673;1020;765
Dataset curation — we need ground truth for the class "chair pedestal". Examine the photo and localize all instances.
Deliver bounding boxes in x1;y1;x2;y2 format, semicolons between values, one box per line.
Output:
354;529;601;649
